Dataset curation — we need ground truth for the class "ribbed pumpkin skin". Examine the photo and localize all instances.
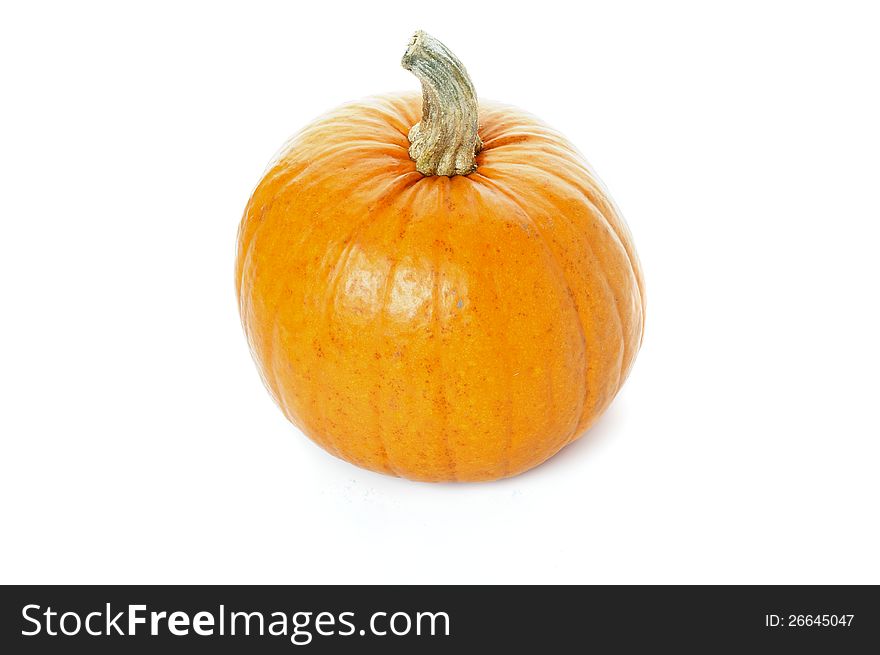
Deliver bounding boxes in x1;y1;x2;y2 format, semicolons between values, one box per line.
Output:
236;92;645;482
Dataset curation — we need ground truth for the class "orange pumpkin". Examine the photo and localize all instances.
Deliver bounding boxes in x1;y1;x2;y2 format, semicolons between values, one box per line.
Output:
235;32;645;481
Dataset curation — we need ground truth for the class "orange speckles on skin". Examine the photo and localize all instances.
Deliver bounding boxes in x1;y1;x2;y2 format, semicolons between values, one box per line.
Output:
235;92;645;482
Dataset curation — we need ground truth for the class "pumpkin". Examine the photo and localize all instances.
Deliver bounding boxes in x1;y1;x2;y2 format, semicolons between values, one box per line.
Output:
235;31;645;482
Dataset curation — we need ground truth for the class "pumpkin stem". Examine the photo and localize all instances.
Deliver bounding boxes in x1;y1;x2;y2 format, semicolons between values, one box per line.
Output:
401;31;482;177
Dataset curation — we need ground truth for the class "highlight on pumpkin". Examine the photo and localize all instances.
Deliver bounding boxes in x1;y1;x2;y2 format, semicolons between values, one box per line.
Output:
235;31;645;482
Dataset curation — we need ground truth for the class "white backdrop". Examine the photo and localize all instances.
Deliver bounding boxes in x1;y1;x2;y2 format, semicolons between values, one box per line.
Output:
1;1;878;584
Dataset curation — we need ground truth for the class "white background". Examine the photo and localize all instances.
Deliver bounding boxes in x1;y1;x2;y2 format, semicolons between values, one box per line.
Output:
2;1;878;584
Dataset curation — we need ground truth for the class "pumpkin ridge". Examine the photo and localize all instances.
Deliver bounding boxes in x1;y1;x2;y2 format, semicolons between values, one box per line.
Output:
373;245;402;477
475;174;588;453
237;173;293;320
371;180;427;478
288;99;412;153
356;93;423;143
260;175;374;460
266;207;343;458
253;166;372;448
573;186;644;384
491;167;626;440
486;239;515;479
236;200;265;342
493;160;631;413
442;181;516;480
314;172;425;465
540;163;633;403
430;183;458;481
479;128;645;333
239;193;294;408
310;94;420;147
489;157;643;393
546;155;646;339
475;192;516;478
281;144;409;187
269;321;305;433
493;243;516;479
